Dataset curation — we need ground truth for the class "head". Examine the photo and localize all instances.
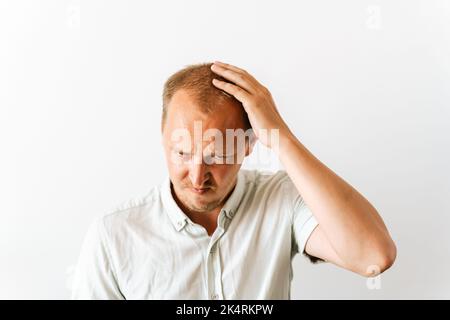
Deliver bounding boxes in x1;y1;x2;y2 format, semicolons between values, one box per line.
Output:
161;62;255;215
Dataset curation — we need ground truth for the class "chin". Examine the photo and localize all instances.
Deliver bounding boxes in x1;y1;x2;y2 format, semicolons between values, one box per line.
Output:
191;198;220;210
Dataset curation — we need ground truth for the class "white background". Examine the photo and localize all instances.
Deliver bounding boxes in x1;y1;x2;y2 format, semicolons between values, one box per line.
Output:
1;0;449;299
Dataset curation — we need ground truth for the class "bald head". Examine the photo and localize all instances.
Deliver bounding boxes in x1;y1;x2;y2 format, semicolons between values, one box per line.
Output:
161;62;251;133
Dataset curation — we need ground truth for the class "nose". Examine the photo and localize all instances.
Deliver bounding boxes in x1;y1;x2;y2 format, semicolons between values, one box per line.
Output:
189;161;210;188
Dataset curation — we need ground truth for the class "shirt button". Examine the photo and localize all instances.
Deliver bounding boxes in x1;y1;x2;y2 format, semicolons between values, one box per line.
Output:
211;293;219;300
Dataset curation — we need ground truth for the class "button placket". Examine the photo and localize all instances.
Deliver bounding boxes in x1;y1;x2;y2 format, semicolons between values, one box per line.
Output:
211;293;219;300
206;210;227;300
212;243;224;299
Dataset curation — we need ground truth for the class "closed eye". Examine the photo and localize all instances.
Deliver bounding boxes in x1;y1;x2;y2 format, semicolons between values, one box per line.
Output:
175;150;191;157
210;153;234;158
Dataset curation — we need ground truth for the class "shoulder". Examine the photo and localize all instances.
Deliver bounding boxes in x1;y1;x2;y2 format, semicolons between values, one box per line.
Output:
240;169;292;193
240;169;304;216
237;169;296;208
97;185;162;237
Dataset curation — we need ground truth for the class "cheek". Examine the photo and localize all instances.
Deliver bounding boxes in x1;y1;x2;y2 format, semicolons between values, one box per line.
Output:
164;156;188;183
170;164;188;181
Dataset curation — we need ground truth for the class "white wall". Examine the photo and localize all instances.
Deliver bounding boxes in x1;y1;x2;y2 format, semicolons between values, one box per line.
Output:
1;0;449;299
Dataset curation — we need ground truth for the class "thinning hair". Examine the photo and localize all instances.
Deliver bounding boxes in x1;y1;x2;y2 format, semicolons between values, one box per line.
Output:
161;62;251;132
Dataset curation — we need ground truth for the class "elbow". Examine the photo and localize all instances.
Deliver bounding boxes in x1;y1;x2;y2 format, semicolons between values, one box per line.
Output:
374;242;397;275
359;239;397;277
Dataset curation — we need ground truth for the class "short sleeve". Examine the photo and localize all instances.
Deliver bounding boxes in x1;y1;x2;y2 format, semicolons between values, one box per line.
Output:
71;217;125;300
277;170;319;256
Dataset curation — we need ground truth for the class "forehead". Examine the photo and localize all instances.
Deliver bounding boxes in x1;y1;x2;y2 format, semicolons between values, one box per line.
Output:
164;89;246;139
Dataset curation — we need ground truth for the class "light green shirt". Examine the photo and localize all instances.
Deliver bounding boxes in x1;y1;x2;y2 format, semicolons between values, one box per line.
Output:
71;169;318;299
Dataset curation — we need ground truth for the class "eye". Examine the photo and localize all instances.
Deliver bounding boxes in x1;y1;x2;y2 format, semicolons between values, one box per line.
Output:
175;150;190;158
208;154;234;164
214;154;233;159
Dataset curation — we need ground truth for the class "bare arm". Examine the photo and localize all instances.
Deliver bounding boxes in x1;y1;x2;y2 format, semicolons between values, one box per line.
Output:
278;133;396;276
210;61;396;277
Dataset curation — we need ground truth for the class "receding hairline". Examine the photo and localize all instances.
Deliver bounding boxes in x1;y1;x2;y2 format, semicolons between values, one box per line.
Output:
161;62;251;132
163;88;249;134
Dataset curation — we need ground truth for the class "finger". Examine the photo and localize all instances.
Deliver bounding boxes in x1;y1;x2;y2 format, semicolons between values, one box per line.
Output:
213;61;247;74
212;78;251;106
211;64;255;93
212;61;261;89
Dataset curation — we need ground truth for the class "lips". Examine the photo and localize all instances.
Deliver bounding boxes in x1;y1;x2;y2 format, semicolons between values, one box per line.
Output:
191;187;209;194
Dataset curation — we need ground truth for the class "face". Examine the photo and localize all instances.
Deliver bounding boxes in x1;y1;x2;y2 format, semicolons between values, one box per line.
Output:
162;89;253;215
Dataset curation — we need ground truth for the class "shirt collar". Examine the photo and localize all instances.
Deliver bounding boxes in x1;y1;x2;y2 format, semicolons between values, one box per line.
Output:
160;170;246;232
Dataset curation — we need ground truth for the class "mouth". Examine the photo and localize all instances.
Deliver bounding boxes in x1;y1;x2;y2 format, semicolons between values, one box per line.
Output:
190;187;210;195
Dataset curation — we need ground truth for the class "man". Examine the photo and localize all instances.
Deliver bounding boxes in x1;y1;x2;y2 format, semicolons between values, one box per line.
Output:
71;61;396;299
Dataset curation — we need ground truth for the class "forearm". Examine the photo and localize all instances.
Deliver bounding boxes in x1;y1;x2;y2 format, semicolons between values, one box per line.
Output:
277;131;395;270
208;61;395;273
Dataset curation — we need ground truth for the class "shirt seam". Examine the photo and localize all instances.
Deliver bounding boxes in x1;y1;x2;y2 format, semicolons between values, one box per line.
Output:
104;191;156;218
